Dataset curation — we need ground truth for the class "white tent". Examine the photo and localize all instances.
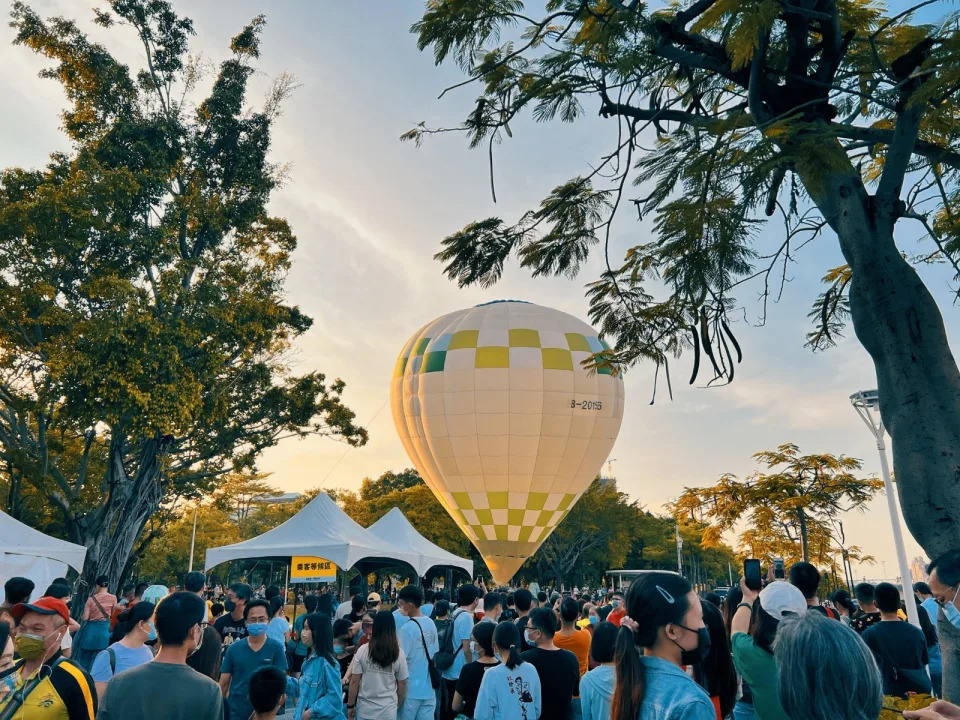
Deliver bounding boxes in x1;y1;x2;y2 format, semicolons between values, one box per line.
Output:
0;510;87;601
204;492;421;573
367;508;473;578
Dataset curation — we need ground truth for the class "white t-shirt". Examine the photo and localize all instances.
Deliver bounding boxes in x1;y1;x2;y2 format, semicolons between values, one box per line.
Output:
353;642;409;720
474;661;542;720
335;602;352;621
398;616;439;701
441;608;474;681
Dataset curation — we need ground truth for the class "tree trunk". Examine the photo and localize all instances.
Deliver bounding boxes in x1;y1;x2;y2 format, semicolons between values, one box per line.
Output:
805;163;960;701
797;509;809;562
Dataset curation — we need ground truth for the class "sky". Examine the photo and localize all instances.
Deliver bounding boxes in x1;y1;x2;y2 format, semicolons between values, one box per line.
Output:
0;0;952;583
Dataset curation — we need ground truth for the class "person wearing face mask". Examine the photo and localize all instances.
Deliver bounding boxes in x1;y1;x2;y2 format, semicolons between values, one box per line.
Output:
924;550;960;701
288;612;346;720
521;608;579;720
215;582;254;647
0;596;97;720
607;592;626;627
609;572;714;720
90;600;156;699
452;621;500;719
333;619;357;678
99;591;223;720
220;599;288;720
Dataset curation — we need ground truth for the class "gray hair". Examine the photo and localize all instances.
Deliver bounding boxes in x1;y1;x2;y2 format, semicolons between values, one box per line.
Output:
773;611;882;720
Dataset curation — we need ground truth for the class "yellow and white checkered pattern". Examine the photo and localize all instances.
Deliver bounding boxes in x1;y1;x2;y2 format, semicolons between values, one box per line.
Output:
390;301;625;583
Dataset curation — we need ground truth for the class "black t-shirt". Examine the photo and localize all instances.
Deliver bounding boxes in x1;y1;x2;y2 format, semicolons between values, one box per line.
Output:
521;647;580;720
455;660;500;717
852;611;882;634
862;620;929;698
213;613;247;645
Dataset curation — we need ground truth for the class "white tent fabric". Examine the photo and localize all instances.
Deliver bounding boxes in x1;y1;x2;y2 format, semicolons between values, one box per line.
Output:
0;509;87;600
367;508;473;578
204;492;421;572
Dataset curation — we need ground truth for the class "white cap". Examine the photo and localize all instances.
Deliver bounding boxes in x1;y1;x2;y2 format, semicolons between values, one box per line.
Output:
758;581;807;621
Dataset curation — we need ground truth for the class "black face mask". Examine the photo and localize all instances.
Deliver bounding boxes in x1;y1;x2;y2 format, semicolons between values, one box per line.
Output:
672;624;711;666
224;599;236;613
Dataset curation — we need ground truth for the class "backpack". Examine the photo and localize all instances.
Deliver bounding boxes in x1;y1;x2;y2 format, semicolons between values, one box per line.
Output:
433;609;464;672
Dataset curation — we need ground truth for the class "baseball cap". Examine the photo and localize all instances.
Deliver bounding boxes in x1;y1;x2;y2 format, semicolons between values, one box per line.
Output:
758;581;807;621
10;596;71;624
366;592;381;605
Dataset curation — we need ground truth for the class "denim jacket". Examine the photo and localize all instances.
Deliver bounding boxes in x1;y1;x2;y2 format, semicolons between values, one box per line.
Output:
288;654;346;720
637;656;715;720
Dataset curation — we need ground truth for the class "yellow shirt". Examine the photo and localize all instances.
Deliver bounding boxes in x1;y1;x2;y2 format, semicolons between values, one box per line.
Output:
0;657;96;720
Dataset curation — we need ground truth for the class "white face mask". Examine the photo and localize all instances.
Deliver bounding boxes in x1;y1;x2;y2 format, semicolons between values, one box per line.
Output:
941;586;960;629
470;641;480;656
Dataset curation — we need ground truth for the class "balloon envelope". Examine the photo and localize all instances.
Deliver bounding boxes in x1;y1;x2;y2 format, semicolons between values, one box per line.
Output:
390;301;625;583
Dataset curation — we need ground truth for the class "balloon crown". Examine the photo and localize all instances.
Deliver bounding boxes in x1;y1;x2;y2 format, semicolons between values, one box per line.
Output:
475;299;531;307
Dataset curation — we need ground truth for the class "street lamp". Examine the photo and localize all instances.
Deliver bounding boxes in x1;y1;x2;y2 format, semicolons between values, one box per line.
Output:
850;389;920;626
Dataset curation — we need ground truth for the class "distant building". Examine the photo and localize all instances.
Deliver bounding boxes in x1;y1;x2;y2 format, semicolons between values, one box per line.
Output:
911;556;929;584
259;492;301;505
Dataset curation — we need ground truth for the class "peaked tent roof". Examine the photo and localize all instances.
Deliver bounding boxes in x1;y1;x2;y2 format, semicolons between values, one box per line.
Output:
367;508;473;577
0;509;87;571
204;492;421;572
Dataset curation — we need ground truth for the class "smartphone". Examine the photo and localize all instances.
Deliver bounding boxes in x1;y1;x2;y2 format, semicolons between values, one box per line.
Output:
773;557;785;579
744;558;763;591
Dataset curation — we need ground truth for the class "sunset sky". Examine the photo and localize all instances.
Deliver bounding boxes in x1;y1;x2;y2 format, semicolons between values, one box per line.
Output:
1;0;951;581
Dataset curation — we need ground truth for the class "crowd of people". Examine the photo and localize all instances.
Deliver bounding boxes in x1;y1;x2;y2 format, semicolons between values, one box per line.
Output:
2;552;960;719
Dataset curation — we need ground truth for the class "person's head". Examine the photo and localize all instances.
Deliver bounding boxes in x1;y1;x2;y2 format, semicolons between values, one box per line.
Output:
588;603;600;625
303;594;319;614
333;618;353;652
536;591;548;606
244;598;271;636
211;602;224;619
351;594;366;615
788;562;821;601
471;619;496;659
750;581;807;653
184;571;206;595
773;611;882;720
227;582;253;616
114;601;157;644
360;610;376;637
702;592;722;608
590;621;618;664
854;582;876;610
611;572;705;720
611;590;625;610
397;585;424;617
597;605;612;622
121;585;135;601
483;592;501;617
874;582;901;615
0;621;13;672
423;589;435;604
493;619;524;669
830;589;855;617
154;591;207;652
560;597;579;625
505;592;515;609
368;609;400;668
95;574;109;591
514;589;533;614
457;584;480;611
43;583;71;603
927;550;960;610
265;585;281;601
10;597;70;664
3;577;34;606
526;607;556;647
302;612;336;665
914;581;933;600
694;599;737;720
722;585;744;639
134;582;148;599
366;592;382;610
249;665;287;718
434;600;451;619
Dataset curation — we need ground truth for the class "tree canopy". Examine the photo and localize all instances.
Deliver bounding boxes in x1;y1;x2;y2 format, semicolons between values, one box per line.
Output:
0;0;366;589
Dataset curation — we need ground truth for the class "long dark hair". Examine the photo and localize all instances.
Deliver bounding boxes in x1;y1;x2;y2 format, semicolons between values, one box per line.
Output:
111;601;156;643
694;600;737;718
722;585;743;640
493;621;523;669
472;620;496;658
368;610;400;668
748;601;780;654
304;612;336;667
611;572;692;720
269;596;284;619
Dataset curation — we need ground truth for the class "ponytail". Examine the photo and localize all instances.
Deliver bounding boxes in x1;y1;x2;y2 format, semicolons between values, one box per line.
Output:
506;644;523;669
611;625;644;720
493;621;523;669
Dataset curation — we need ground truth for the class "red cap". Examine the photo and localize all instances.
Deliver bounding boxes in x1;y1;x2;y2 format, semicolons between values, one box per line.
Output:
10;596;71;624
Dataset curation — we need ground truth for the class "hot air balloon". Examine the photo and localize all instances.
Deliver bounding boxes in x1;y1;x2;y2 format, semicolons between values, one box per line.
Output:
390;300;625;584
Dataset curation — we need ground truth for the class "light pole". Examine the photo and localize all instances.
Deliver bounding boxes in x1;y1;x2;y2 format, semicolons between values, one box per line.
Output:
187;503;199;573
850;390;919;626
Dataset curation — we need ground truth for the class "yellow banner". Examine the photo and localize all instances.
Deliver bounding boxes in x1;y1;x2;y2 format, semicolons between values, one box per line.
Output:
291;556;337;582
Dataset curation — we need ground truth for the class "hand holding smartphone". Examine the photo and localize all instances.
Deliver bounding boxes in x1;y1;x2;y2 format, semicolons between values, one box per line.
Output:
744;558;763;591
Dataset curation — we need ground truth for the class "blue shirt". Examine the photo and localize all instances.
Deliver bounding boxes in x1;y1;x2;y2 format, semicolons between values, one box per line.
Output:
580;665;616;720
294;613;310;656
289;654;346;720
393;608;410;632
442;608;474;681
267;616;290;645
221;637;288;720
923;597;940;629
91;642;155;683
420;603;434;618
399;616;440;700
636;656;715;720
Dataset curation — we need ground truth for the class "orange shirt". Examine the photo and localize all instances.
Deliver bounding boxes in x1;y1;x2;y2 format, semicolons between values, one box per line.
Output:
607;607;626;626
554;628;591;677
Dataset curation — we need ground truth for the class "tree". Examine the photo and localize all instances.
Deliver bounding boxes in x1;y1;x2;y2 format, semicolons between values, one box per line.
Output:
0;1;367;593
673;443;882;567
408;2;960;566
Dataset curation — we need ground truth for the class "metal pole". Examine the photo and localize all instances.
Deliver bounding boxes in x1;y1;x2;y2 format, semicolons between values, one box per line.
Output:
675;522;683;576
188;504;198;573
851;394;919;626
728;562;733;587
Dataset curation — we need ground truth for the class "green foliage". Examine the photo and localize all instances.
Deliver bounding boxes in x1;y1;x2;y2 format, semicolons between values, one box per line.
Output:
0;1;365;587
408;0;960;391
